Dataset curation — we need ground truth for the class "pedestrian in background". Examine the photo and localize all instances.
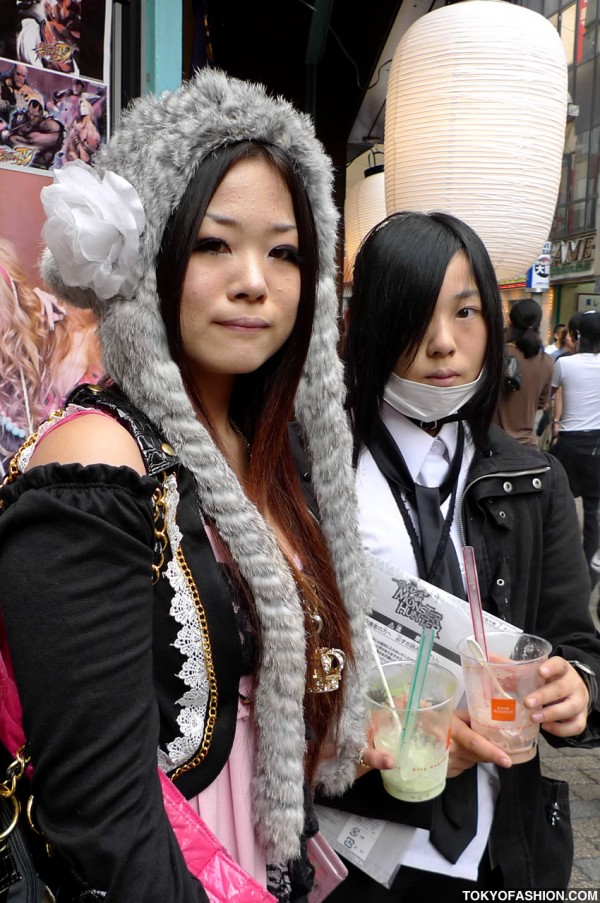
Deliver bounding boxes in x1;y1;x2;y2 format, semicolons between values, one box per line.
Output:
552;311;584;360
552;309;600;592
493;298;553;447
545;322;565;355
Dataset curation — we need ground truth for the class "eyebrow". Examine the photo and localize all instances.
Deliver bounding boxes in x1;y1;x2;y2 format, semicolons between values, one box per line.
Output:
204;212;298;233
455;288;481;301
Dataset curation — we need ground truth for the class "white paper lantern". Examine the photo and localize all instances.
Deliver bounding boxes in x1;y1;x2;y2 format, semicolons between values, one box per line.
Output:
384;0;568;283
344;162;386;280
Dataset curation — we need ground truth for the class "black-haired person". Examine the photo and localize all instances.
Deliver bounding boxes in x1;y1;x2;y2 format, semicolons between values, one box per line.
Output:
323;211;600;900
552;309;600;590
493;298;554;447
545;322;566;355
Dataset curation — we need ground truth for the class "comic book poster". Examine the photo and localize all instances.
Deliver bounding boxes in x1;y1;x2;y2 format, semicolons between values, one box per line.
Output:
0;164;104;475
0;58;108;171
0;0;111;83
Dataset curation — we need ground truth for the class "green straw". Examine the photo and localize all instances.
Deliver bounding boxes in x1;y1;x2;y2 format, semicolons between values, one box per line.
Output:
398;627;435;778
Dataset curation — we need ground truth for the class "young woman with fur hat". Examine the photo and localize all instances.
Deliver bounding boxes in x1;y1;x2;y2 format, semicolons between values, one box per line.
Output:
0;70;388;902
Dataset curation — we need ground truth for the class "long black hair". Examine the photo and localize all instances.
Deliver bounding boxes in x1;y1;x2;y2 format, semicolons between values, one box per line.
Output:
506;298;544;359
578;310;600;353
344;211;505;453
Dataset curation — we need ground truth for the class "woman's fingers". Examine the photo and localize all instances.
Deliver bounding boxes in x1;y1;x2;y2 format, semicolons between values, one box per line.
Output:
448;710;512;774
356;745;395;777
524;657;590;737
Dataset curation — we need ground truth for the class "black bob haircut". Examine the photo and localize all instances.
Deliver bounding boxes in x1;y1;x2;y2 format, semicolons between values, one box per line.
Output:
344;211;505;454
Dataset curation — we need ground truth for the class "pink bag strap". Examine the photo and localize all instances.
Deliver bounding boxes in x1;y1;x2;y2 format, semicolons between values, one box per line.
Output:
0;622;274;902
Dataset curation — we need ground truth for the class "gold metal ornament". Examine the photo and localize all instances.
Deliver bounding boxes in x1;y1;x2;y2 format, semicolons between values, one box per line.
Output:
307;646;346;693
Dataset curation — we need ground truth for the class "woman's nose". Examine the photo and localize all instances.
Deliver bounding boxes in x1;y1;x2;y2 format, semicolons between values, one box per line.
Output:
426;316;456;357
229;253;268;303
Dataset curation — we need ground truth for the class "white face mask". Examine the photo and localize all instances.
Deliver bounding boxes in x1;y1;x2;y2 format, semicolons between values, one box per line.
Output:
383;370;485;424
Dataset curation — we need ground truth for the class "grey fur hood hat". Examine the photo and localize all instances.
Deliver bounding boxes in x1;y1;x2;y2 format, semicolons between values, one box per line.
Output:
40;68;372;862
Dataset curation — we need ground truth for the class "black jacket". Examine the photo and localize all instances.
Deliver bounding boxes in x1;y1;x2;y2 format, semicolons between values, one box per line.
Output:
461;425;600;887
317;425;600;889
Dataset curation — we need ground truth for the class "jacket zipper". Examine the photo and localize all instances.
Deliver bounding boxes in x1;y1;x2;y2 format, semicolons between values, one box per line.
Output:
459;465;550;547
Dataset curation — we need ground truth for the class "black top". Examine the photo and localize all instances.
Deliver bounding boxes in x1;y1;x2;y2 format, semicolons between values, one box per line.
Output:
0;452;244;901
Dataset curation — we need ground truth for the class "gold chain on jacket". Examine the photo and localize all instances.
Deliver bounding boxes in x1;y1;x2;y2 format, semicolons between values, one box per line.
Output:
151;474;169;584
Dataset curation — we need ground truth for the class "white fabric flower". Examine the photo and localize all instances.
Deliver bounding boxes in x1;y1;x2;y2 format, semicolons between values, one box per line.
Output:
41;161;146;302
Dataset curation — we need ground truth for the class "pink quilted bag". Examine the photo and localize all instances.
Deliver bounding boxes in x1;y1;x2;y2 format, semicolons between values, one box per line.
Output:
159;771;275;902
0;628;275;903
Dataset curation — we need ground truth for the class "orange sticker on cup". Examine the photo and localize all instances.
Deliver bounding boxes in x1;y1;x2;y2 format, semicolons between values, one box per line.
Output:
491;698;516;721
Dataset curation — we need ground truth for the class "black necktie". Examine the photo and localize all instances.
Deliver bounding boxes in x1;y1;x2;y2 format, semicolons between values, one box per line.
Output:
366;415;466;599
366;414;478;860
414;483;465;598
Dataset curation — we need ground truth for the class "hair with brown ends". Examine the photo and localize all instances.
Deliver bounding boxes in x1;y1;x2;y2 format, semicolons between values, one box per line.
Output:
556;325;569;350
156;141;353;780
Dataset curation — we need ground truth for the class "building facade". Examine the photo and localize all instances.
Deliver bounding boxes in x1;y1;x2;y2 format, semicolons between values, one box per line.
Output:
521;0;600;327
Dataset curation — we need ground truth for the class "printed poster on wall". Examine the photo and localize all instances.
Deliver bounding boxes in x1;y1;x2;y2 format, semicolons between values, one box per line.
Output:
0;0;111;473
0;59;108;171
0;0;111;83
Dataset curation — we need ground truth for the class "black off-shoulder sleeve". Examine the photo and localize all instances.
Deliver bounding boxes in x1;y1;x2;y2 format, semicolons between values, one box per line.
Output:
0;463;209;902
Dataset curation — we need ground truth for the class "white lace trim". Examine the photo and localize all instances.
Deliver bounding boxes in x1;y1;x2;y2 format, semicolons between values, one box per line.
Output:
16;418;210;774
159;472;210;771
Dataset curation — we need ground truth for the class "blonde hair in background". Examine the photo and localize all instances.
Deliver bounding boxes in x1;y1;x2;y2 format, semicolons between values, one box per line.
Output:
0;238;102;430
0;238;54;428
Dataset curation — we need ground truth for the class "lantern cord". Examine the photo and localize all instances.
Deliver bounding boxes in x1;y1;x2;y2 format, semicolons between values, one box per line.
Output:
367;59;392;91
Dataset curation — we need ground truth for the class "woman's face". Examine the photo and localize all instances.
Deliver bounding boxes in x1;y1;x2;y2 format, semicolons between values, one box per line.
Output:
394;250;488;386
180;156;301;385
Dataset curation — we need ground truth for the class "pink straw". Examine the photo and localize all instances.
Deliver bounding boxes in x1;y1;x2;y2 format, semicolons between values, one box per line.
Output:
462;546;489;661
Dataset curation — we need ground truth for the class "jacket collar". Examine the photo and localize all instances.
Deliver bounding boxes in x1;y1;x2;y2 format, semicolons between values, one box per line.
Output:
469;425;550;481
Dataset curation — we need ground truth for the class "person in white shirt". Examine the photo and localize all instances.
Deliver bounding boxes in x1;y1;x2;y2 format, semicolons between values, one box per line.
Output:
545;322;565;355
552;309;600;590
319;211;600;901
